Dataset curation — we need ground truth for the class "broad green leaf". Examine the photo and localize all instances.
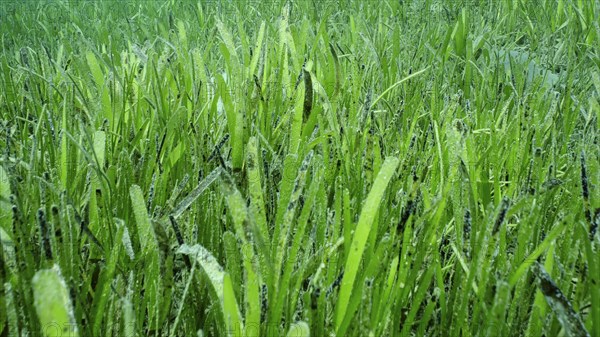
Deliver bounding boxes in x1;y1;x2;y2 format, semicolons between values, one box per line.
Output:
165;141;186;177
215;18;240;71
335;156;399;333
32;265;78;337
223;273;243;337
92;131;106;169
86;51;104;88
129;185;158;253
242;242;260;337
246;137;268;242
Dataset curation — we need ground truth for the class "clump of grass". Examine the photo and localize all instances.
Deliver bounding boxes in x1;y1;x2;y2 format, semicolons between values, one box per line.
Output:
0;1;598;336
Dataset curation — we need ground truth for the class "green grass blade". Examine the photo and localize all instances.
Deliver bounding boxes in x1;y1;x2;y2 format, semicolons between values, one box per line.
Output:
129;185;158;252
59;97;68;190
32;265;78;337
2;3;597;336
289;82;305;155
178;244;244;337
4;282;18;337
273;151;313;289
532;262;591;337
129;185;162;328
220;174;261;337
286;321;310;337
335;156;399;334
248;21;265;78
215;18;240;71
223;273;243;337
246;137;268;243
369;67;430;109
242;242;260;336
0;166;11;232
170;167;221;219
508;220;566;287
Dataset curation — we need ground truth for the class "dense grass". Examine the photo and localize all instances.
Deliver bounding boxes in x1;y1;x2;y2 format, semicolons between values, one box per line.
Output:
0;0;599;336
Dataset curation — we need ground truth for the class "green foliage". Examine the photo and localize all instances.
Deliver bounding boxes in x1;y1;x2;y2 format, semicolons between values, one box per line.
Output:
0;1;598;336
32;266;78;337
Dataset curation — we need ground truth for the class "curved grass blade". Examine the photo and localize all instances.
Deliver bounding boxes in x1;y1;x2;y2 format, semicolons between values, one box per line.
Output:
369;67;430;109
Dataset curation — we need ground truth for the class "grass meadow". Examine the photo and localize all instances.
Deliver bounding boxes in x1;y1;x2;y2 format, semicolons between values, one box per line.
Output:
0;0;599;336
